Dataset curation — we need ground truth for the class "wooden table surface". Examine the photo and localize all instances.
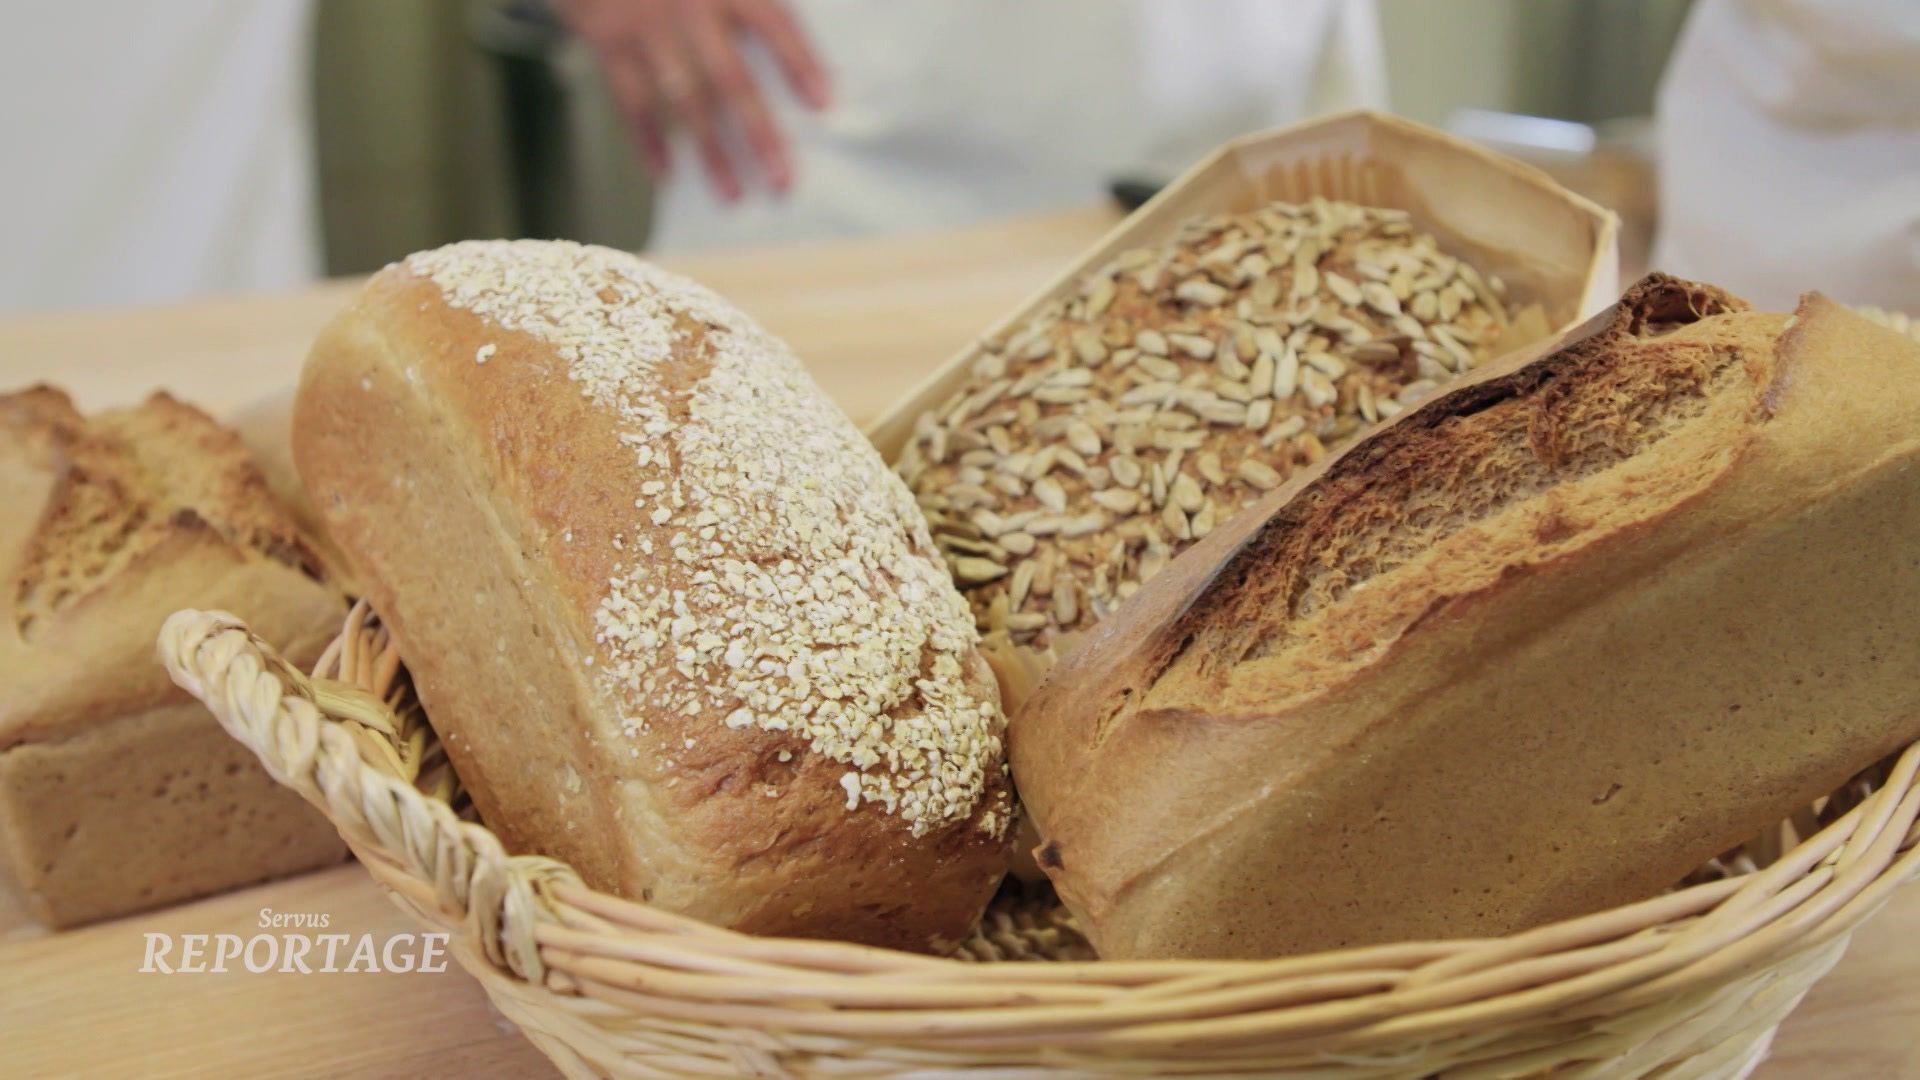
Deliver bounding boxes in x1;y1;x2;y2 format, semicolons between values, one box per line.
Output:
2;209;1915;1079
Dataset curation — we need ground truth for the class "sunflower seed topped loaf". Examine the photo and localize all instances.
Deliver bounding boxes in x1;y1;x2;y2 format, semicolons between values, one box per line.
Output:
294;240;1012;951
895;197;1527;691
1;387;345;927
1012;277;1920;959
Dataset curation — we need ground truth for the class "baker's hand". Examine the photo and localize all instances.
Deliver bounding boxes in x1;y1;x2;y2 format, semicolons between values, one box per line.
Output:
555;0;830;201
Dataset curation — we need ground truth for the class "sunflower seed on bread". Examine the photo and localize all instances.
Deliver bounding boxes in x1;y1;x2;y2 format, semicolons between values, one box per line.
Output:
898;197;1520;651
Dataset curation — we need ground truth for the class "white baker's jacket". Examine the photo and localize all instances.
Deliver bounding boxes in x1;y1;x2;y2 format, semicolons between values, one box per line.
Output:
1654;0;1920;310
0;0;1383;309
648;0;1387;252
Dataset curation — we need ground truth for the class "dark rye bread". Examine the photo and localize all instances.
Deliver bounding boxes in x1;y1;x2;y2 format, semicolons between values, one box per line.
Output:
1011;276;1920;959
0;387;345;926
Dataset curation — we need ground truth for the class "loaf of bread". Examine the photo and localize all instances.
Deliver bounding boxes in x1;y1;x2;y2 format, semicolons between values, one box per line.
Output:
294;240;1013;951
0;387;346;927
894;197;1542;707
1012;276;1920;959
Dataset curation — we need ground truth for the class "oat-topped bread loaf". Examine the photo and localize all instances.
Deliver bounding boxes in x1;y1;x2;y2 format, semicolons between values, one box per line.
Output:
0;387;345;927
897;197;1535;702
295;240;1012;951
1013;276;1920;960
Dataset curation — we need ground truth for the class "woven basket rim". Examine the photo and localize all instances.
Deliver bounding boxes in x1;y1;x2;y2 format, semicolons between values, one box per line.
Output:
158;603;1920;1072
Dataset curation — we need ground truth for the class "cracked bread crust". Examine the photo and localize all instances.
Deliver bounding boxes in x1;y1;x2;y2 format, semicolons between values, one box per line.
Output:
0;386;346;925
3;387;335;746
1012;276;1920;959
10;389;320;641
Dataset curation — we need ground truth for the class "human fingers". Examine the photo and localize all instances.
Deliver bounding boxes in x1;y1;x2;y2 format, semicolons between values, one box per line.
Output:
732;0;830;109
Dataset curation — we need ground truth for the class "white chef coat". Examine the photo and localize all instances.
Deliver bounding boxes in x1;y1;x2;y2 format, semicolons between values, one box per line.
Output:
648;0;1387;252
0;1;1382;308
0;1;318;314
1654;0;1920;310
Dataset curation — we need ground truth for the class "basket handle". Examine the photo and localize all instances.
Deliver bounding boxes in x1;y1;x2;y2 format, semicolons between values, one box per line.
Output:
158;608;580;983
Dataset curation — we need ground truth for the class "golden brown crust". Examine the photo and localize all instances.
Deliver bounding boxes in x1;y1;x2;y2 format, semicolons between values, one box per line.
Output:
2;386;337;745
1012;276;1920;959
295;242;1010;951
0;701;347;927
0;385;347;925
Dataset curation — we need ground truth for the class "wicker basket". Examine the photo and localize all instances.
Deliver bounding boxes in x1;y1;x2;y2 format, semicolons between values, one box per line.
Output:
160;602;1919;1079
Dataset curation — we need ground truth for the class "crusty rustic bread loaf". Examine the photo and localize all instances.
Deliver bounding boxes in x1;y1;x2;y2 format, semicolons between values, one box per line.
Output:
1011;276;1920;960
0;387;346;927
294;240;1013;951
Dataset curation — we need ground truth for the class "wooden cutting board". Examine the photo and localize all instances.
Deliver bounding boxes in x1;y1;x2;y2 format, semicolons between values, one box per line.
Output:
1;208;1914;1079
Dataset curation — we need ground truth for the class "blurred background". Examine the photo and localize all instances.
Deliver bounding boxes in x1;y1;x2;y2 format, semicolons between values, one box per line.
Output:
6;0;1913;316
310;0;1683;273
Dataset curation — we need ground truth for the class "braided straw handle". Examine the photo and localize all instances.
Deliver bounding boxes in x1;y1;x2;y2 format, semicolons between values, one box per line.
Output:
158;606;578;982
